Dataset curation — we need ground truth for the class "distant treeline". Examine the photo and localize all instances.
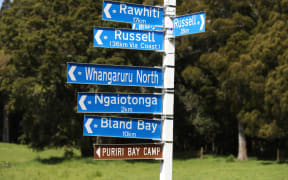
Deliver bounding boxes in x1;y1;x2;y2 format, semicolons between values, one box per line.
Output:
0;0;288;160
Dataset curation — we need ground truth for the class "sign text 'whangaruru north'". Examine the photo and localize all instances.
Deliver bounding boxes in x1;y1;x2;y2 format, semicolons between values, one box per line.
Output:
94;27;163;51
67;63;163;87
78;92;162;114
84;116;161;140
94;143;163;160
102;0;164;26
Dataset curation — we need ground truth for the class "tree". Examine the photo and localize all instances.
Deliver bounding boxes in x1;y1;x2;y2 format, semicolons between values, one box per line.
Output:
0;0;161;155
0;0;11;16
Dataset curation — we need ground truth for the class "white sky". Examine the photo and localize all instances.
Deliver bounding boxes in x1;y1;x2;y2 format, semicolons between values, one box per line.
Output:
0;0;3;9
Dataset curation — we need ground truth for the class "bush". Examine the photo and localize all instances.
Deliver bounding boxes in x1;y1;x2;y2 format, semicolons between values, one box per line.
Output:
226;154;236;162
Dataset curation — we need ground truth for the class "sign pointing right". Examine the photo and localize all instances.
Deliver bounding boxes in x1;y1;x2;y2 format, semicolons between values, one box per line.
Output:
173;12;206;37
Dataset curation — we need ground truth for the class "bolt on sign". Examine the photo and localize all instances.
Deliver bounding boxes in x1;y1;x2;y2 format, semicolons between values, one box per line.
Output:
94;143;163;160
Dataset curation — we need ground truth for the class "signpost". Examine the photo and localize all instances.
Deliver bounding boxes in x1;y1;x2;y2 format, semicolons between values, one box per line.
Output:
173;12;205;37
94;143;163;160
77;92;166;114
132;24;163;31
102;0;164;26
161;0;176;179
94;27;163;51
66;0;206;179
67;62;163;87
84;115;162;140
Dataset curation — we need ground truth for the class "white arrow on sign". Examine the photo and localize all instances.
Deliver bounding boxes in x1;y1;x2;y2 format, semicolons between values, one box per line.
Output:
96;147;101;158
68;65;76;81
95;30;103;45
85;118;93;133
104;3;112;19
79;95;87;111
200;14;205;31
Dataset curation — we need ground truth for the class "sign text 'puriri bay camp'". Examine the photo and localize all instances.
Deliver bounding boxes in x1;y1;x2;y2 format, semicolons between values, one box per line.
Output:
94;143;163;160
67;63;163;87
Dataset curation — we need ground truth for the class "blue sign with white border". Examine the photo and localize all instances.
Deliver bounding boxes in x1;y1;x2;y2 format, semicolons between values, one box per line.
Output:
67;63;163;88
78;92;162;114
132;24;163;31
173;12;206;37
102;0;164;26
84;115;162;140
94;27;163;51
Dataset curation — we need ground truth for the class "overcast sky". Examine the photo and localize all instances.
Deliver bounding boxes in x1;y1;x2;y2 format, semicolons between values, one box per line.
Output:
0;0;3;9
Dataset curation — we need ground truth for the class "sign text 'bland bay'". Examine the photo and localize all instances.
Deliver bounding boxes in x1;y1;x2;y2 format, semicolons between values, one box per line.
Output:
84;116;161;139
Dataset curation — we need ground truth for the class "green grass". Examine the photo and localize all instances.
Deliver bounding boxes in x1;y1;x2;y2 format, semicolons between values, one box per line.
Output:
0;143;287;180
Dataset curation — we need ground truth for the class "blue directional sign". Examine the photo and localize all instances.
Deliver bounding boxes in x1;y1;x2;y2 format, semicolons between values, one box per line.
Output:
102;0;164;26
84;116;162;140
78;92;162;114
132;24;163;31
67;63;163;87
94;27;163;51
173;12;206;37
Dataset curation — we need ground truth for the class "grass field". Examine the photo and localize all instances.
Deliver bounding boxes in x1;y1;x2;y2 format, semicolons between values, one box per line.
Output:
0;143;287;180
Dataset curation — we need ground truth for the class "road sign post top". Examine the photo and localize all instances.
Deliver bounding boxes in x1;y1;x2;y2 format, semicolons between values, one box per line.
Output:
164;0;176;6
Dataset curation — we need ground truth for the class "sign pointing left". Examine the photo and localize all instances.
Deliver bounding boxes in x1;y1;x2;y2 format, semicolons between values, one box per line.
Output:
83;115;162;140
68;65;76;81
85;118;93;134
79;95;87;111
77;92;163;114
96;147;101;158
94;143;163;160
67;62;163;87
102;0;164;26
94;30;103;45
103;2;112;19
93;27;163;51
